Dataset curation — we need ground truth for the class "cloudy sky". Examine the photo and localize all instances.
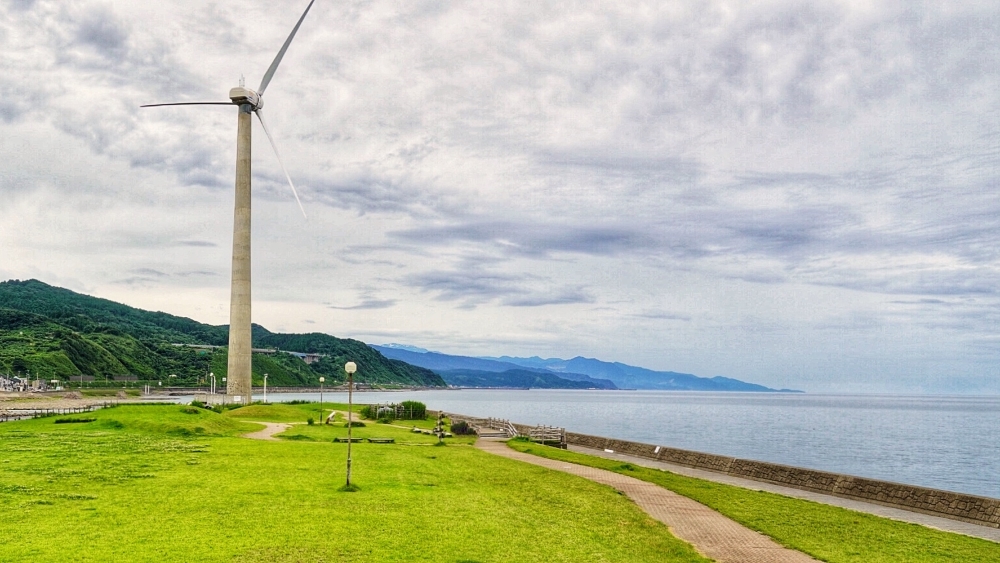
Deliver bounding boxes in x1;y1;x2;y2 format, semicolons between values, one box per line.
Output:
2;0;999;393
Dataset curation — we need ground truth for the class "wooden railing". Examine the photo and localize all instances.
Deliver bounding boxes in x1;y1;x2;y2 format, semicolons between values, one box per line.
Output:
449;415;519;438
528;425;566;448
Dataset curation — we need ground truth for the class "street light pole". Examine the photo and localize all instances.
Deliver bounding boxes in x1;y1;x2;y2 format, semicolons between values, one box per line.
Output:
263;374;268;403
319;377;325;424
344;362;357;487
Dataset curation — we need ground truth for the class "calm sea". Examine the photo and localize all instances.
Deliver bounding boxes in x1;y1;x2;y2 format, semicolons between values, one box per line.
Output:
247;389;1000;499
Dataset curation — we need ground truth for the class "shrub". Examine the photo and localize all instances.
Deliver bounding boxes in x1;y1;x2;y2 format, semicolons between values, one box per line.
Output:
450;421;476;435
344;421;366;428
190;400;205;408
54;418;96;424
399;401;426;420
307;417;315;425
362;402;427;421
181;407;200;415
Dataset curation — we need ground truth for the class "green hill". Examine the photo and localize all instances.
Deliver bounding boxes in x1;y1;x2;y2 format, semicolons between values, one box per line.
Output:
0;279;444;388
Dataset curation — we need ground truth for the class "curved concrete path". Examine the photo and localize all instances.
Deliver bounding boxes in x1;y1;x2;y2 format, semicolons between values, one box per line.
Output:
568;444;1000;543
243;422;292;441
477;439;818;563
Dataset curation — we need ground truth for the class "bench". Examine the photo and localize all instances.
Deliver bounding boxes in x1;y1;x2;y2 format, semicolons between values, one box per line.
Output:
367;438;395;444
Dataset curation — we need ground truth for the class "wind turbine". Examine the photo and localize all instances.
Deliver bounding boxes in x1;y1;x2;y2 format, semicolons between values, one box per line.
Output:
142;0;316;404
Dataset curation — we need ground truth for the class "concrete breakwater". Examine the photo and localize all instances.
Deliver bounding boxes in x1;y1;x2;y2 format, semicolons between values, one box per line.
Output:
564;431;1000;529
444;411;1000;529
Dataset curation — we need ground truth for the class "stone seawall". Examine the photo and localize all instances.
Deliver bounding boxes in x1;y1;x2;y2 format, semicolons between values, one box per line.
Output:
565;430;1000;528
443;410;1000;529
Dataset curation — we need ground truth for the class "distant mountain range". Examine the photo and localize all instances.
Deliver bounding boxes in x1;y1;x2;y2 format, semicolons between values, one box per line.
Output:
437;368;618;390
371;345;801;392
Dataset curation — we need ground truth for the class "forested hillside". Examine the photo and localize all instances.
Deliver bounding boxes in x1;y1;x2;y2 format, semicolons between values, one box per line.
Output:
0;280;444;388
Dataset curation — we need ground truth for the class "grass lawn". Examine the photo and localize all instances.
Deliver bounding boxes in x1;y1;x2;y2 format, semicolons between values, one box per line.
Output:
507;440;1000;563
0;404;709;563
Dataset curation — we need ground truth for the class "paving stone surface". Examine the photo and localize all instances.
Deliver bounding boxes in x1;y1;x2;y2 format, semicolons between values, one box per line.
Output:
568;444;1000;543
477;439;819;563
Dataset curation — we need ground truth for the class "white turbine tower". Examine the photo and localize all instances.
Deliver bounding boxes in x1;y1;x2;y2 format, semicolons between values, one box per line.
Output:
142;0;316;404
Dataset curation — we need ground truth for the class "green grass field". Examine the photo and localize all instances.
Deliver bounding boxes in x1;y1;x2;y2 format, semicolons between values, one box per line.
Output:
507;440;1000;563
0;404;709;563
3;403;997;563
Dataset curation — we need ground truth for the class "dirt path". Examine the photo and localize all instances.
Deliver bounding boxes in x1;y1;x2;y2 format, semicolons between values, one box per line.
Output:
476;439;819;563
243;422;292;441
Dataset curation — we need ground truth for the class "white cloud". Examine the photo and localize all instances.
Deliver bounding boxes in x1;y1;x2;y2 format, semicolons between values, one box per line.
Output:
2;0;1000;392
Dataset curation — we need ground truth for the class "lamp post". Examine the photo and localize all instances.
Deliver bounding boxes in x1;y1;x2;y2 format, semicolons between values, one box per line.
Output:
319;377;325;424
263;373;268;403
344;361;357;487
210;372;215;395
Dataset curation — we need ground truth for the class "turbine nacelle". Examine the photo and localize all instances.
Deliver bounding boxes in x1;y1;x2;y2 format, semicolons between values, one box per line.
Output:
229;87;262;110
141;0;315;222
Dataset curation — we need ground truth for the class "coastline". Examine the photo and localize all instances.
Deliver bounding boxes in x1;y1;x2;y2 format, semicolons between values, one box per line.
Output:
450;410;1000;533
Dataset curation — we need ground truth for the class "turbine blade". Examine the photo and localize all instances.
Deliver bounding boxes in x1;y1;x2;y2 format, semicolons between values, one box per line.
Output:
255;109;307;219
258;0;316;95
140;102;232;107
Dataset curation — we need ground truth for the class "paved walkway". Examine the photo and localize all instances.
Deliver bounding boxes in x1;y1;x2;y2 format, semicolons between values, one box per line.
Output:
243;422;292;441
477;439;819;563
567;445;1000;543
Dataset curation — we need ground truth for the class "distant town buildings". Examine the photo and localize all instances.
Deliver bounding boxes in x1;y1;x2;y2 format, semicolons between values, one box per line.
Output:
0;375;51;392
